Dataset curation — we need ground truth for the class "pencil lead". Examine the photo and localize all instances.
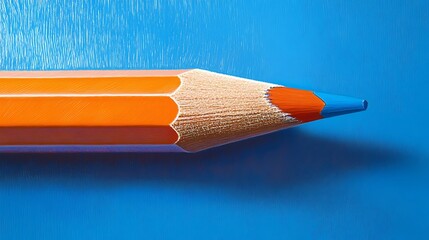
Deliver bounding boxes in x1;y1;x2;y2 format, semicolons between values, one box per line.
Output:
314;92;368;118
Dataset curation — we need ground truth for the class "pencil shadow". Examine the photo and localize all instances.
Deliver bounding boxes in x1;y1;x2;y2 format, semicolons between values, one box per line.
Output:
0;128;407;193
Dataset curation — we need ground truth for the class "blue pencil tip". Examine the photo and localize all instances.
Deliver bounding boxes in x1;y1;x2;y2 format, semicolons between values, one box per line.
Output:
314;92;368;118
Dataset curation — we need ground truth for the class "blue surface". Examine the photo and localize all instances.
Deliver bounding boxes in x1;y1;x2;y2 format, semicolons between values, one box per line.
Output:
1;1;428;239
314;92;367;118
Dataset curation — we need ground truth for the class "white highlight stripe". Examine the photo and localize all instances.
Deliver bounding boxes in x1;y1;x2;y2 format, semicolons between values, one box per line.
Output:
0;144;187;153
0;94;172;97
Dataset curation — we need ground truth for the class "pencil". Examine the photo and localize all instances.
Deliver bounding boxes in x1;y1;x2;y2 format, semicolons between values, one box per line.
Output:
0;69;367;152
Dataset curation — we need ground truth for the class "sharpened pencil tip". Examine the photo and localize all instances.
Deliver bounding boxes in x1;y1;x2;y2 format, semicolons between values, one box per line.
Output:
314;92;368;118
362;99;368;110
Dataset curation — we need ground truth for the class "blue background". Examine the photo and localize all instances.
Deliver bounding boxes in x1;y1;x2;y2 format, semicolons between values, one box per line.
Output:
1;0;428;239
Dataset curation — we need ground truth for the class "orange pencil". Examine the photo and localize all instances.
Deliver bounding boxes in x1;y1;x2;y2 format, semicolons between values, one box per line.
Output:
0;69;367;152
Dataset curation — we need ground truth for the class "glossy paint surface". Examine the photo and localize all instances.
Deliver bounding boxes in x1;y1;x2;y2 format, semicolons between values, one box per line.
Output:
0;1;428;239
0;96;177;126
